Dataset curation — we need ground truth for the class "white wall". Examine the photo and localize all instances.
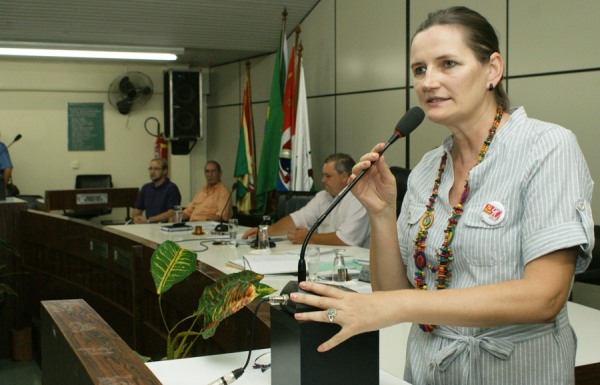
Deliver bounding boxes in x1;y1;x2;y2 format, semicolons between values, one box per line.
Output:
207;0;600;221
0;60;208;222
1;0;598;220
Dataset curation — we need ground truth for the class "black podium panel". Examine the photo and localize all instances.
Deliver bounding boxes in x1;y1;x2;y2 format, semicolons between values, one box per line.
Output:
270;305;379;385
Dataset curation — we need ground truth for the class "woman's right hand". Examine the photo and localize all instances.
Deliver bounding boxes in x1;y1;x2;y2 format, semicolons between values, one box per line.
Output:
349;143;398;215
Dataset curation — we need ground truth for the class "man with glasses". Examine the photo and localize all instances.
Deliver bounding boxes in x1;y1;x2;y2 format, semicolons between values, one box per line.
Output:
131;158;181;224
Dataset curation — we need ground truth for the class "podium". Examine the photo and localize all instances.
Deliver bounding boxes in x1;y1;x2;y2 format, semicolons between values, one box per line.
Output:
44;187;138;220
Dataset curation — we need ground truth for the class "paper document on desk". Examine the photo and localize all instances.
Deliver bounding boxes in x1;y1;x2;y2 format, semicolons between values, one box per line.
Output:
229;253;300;274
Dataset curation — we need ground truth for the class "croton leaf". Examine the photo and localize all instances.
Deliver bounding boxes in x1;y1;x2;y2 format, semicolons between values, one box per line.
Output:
198;270;275;339
151;240;197;295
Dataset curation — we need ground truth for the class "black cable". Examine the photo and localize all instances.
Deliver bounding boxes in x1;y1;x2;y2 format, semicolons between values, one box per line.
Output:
241;297;271;372
174;239;213;253
144;116;161;137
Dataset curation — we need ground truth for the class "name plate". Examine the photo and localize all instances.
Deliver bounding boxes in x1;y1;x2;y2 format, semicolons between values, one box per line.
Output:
76;193;108;205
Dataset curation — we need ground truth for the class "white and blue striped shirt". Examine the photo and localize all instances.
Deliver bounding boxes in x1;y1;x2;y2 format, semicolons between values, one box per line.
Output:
397;107;594;385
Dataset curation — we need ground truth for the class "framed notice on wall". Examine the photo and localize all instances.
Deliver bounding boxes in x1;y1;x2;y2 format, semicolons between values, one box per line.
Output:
68;103;105;151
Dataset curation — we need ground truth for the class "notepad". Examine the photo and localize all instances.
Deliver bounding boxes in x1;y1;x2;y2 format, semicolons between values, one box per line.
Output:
160;224;193;232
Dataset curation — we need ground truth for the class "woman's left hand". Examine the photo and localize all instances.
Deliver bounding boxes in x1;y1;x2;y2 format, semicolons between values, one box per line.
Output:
290;281;395;352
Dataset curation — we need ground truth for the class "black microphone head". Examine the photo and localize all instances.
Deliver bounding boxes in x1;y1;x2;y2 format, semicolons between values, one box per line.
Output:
13;134;22;142
394;107;425;138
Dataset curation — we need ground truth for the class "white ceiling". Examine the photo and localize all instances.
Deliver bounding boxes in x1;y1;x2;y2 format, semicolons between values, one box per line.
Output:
0;0;320;67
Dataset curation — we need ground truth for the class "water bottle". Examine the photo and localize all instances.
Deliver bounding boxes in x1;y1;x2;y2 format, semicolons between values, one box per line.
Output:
257;215;271;253
332;249;348;282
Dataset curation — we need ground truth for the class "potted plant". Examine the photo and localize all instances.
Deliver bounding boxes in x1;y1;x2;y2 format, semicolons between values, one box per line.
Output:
150;240;275;360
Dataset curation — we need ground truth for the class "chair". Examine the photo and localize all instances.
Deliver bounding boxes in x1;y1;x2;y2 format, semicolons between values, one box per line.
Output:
389;166;411;218
64;174;113;220
274;191;316;221
575;225;600;285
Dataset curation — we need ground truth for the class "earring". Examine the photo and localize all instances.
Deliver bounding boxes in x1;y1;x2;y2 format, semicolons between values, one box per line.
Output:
488;83;494;91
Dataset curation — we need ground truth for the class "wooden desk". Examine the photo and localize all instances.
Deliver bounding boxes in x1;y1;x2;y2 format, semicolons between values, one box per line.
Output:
20;210;271;361
0;197;29;358
20;211;600;384
44;187;139;211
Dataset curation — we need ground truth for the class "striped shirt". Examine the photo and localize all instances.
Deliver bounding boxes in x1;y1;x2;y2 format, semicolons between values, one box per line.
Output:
397;107;594;385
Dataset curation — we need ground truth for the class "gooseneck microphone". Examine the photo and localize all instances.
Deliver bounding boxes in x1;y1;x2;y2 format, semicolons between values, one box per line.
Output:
296;107;425;282
9;134;22;146
214;183;237;233
0;133;22;157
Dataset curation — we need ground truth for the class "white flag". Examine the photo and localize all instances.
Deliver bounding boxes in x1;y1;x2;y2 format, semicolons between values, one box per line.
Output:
291;62;313;191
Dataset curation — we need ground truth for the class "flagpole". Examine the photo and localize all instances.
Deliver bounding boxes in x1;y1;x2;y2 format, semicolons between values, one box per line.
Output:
245;60;258;210
294;26;302;117
279;8;288;75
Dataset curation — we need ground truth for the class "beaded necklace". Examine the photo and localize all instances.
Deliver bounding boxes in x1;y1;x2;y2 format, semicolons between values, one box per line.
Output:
413;107;503;333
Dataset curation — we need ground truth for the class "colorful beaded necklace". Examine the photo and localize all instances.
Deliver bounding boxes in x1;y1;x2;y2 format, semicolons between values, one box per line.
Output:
413;107;503;333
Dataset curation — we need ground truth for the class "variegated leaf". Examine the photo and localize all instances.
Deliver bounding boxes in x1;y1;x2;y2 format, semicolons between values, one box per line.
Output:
151;240;197;295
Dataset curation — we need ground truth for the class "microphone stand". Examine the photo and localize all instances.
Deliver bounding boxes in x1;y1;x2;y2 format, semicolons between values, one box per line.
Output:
297;134;402;282
296;106;424;281
214;183;237;233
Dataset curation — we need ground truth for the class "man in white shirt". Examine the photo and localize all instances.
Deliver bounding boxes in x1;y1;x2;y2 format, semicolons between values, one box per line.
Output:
243;153;370;248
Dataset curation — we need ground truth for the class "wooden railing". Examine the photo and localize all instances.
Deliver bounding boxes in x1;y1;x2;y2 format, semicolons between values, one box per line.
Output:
41;299;161;385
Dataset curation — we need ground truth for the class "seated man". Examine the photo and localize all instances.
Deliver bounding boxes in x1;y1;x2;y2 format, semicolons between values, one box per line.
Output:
243;153;370;247
132;159;181;224
181;160;231;222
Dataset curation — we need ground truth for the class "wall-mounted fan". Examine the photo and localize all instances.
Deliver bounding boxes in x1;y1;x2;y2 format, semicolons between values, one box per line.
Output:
108;72;154;115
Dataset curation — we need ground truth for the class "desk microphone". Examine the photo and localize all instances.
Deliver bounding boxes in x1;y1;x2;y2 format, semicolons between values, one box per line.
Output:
296;107;425;282
214;183;237;233
0;133;22;156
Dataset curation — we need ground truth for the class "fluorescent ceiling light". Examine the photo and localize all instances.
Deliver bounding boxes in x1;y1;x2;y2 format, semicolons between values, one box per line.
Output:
0;42;182;61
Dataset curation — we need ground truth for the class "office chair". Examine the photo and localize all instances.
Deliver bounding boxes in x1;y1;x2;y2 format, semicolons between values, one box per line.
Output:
389;166;411;218
64;174;113;220
274;191;317;221
575;225;600;285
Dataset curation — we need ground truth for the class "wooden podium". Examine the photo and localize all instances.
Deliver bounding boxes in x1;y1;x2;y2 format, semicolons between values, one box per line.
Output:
44;187;138;220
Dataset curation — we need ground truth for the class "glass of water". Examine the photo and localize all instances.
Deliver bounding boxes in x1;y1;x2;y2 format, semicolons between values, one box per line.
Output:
173;205;183;223
305;246;320;281
228;218;238;246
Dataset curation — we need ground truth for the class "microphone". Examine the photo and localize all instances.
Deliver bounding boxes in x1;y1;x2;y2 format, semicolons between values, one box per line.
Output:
0;133;22;157
296;107;425;282
10;134;22;146
214;183;237;233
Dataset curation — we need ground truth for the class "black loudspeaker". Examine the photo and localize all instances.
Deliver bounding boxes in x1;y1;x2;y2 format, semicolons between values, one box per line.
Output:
164;70;202;141
270;282;379;385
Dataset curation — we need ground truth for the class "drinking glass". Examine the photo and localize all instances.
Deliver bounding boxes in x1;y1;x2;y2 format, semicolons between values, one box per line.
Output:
228;218;238;246
305;247;320;281
173;205;183;223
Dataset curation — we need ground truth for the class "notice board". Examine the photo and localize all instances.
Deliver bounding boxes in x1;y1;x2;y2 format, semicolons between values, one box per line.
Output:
68;103;105;151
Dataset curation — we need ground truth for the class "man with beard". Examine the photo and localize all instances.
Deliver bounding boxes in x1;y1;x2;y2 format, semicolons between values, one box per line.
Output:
131;158;181;224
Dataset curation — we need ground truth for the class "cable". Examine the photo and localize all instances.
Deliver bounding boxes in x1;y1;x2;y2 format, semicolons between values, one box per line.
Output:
144;116;161;137
174;239;215;253
205;294;289;385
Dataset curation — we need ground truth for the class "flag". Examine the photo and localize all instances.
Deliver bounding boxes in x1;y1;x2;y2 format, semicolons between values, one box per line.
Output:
277;45;297;192
234;66;257;214
291;58;314;191
256;24;288;215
